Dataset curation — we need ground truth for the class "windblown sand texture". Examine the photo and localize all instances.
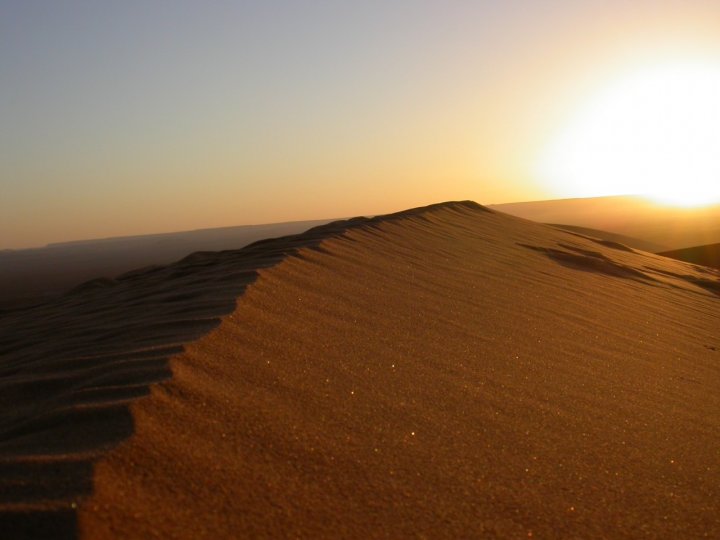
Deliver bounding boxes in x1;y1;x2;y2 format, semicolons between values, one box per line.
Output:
1;201;719;539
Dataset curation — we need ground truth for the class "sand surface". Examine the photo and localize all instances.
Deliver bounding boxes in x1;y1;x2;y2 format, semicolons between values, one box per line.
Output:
547;224;669;253
660;243;720;271
1;201;719;538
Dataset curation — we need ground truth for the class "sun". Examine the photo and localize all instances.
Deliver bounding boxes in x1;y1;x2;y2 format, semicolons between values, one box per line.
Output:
537;60;720;207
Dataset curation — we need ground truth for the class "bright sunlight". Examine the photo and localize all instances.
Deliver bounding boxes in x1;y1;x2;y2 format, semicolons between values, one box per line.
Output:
537;60;720;207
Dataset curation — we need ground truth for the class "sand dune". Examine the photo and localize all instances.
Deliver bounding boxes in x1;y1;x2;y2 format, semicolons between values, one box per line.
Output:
659;242;720;270
492;196;720;250
1;201;719;539
547;224;670;253
0;219;335;312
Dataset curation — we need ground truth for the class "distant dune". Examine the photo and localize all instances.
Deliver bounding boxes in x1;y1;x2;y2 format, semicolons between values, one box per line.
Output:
0;219;335;310
547;224;670;253
492;195;720;251
1;201;719;539
659;242;720;270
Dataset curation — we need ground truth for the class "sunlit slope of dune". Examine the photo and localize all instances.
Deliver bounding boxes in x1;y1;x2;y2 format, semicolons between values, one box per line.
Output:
492;196;720;250
80;203;720;539
1;201;719;539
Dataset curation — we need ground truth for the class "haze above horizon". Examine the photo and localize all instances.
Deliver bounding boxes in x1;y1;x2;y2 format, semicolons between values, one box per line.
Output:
3;1;720;249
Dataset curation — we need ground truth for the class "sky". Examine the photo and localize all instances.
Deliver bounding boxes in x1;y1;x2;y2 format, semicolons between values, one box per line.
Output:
2;1;720;248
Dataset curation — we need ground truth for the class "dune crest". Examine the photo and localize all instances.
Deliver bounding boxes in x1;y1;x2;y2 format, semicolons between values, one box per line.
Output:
2;201;719;539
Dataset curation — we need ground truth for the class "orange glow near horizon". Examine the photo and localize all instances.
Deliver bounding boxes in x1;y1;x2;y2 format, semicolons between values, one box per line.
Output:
536;59;720;208
6;4;720;248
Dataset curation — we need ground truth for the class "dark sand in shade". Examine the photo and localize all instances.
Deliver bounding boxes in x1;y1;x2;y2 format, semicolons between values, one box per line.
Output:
659;242;720;271
0;218;334;311
1;201;720;538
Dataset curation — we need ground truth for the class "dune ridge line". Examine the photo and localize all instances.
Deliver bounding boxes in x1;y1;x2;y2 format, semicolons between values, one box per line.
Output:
0;201;486;537
1;200;719;539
